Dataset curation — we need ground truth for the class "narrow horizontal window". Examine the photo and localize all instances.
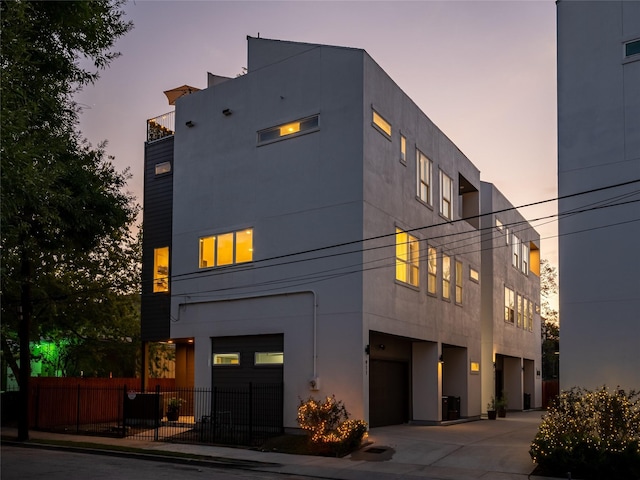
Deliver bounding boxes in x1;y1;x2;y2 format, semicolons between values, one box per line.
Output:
258;115;319;144
255;352;284;365
199;228;253;269
213;353;240;365
372;109;391;137
155;161;171;175
625;39;640;58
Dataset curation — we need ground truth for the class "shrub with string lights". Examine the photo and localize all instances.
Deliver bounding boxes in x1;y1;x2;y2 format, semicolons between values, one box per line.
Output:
529;386;640;479
297;395;368;456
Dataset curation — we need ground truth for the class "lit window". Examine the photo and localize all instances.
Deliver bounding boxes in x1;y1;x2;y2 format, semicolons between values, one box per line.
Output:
442;254;451;300
522;242;529;274
396;228;419;287
517;294;523;328
455;260;463;304
528;300;534;331
625;39;640;58
213;353;240;365
512;235;521;268
258;115;319;144
440;171;453;220
428;245;437;294
153;247;169;293
495;218;503;231
417;149;432;205
155;161;171;175
199;228;254;269
255;352;284;365
523;297;529;329
400;134;407;163
504;286;515;323
469;267;479;282
372;109;391;137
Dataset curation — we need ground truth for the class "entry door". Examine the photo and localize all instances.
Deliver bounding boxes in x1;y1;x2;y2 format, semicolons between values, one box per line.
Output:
369;359;409;427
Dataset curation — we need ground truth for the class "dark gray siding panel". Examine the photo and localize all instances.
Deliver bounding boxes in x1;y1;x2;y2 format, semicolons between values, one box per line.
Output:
141;136;174;341
212;334;284;386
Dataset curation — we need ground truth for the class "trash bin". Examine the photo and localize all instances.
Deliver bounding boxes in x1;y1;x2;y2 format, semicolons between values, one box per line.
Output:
523;393;531;410
442;396;449;421
448;396;460;420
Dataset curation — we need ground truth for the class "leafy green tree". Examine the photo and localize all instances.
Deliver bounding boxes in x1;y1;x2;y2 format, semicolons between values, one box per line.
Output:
539;259;559;379
1;0;134;440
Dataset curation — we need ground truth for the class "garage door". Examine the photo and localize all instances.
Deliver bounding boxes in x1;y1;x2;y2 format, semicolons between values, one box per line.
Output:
369;359;409;427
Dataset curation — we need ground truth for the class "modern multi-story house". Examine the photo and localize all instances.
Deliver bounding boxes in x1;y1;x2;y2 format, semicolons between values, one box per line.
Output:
557;1;640;391
141;37;541;429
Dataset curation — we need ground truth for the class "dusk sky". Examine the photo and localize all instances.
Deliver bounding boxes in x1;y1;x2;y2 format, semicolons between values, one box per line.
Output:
76;0;558;267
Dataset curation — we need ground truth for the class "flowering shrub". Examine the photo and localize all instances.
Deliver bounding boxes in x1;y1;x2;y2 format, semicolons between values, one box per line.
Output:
297;395;368;456
530;387;640;479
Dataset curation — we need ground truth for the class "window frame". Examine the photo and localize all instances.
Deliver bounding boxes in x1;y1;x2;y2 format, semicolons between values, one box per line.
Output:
439;170;454;220
427;245;437;295
416;149;432;206
504;286;515;324
257;114;319;145
372;108;392;139
455;260;463;304
155;161;172;175
198;228;253;269
212;352;240;366
254;352;284;366
400;134;407;164
442;253;451;300
469;266;479;283
395;228;420;287
153;246;169;293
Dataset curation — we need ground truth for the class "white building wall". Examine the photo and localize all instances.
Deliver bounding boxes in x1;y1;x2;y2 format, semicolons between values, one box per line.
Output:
557;0;640;391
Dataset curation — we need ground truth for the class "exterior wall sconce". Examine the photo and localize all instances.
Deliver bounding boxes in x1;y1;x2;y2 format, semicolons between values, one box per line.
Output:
185;120;194;128
222;108;232;116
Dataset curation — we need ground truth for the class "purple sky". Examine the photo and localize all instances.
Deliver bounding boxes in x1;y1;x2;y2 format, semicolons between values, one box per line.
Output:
76;0;558;268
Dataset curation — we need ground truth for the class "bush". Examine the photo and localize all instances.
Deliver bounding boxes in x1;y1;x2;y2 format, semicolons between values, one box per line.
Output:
530;386;640;479
297;395;368;456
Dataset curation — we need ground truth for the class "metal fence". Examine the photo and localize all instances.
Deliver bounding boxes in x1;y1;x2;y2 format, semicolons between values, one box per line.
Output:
3;383;283;446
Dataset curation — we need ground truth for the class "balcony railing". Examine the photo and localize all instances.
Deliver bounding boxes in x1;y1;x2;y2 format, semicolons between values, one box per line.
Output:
147;111;175;142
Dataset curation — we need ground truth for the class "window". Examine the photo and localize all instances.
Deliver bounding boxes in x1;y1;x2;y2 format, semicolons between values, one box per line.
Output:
504;286;515;323
372;109;391;137
517;294;523;328
512;235;521;268
495;218;503;231
523;297;529;330
213;353;240;365
155;161;171;175
522;242;529;274
153;247;169;293
417;149;432;205
625;39;640;58
442;253;451;300
427;246;437;294
258;115;319;144
469;267;479;283
396;228;419;287
400;134;406;163
455;260;463;304
528;300;534;331
255;352;284;365
199;228;253;268
440;171;453;220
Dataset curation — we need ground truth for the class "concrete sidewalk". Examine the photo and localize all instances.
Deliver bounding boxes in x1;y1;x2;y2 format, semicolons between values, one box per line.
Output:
2;411;555;480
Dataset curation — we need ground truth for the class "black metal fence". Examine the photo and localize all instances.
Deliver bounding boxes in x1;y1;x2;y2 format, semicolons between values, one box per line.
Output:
2;383;283;446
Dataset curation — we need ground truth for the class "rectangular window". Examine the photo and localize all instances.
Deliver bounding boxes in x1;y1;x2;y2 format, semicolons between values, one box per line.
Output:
469;267;479;283
523;297;529;330
440;171;453;220
442;254;451;300
625;39;640;58
258;115;319;144
213;353;240;365
372;109;392;137
395;228;419;287
199;228;253;269
400;134;406;163
455;260;463;304
427;246;437;294
153;247;169;293
495;218;503;231
517;294;523;328
155;161;171;175
504;286;515;323
528;300;534;331
255;352;284;365
512;235;520;268
417;149;432;205
522;242;529;274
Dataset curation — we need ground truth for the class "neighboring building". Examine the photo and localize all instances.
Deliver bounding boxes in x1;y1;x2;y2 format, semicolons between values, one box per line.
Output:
141;37;542;429
557;1;640;391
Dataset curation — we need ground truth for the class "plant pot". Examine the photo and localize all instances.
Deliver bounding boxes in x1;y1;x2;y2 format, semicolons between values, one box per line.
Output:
487;410;497;420
167;410;179;421
497;407;506;418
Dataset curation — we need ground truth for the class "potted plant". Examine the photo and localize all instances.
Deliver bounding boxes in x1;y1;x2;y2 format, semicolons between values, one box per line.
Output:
496;392;508;418
166;397;183;421
487;397;497;420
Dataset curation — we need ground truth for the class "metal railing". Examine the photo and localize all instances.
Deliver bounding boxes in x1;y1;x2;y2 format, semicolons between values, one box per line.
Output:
147;111;175;142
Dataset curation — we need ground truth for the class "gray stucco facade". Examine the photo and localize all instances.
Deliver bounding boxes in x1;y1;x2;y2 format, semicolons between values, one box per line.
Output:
557;1;640;391
142;37;542;428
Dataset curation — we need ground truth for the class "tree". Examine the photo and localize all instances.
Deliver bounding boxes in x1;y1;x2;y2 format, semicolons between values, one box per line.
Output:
540;259;559;379
1;0;134;440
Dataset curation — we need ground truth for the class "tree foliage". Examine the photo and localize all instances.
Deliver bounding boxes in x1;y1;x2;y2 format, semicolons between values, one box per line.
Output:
0;0;137;383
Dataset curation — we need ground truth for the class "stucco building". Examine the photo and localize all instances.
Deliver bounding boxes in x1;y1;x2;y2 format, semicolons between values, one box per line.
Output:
557;0;640;391
141;37;541;429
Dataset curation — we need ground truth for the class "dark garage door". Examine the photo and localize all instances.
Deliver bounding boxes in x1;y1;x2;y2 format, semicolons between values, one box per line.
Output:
370;359;409;427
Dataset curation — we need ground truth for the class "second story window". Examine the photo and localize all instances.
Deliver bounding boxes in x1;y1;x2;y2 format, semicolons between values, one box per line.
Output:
427;245;437;295
400;134;407;163
395;228;419;287
417;149;432;205
455;260;463;304
199;228;253;269
153;247;169;293
504;286;515;323
442;253;451;300
372;109;392;138
440;171;453;220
